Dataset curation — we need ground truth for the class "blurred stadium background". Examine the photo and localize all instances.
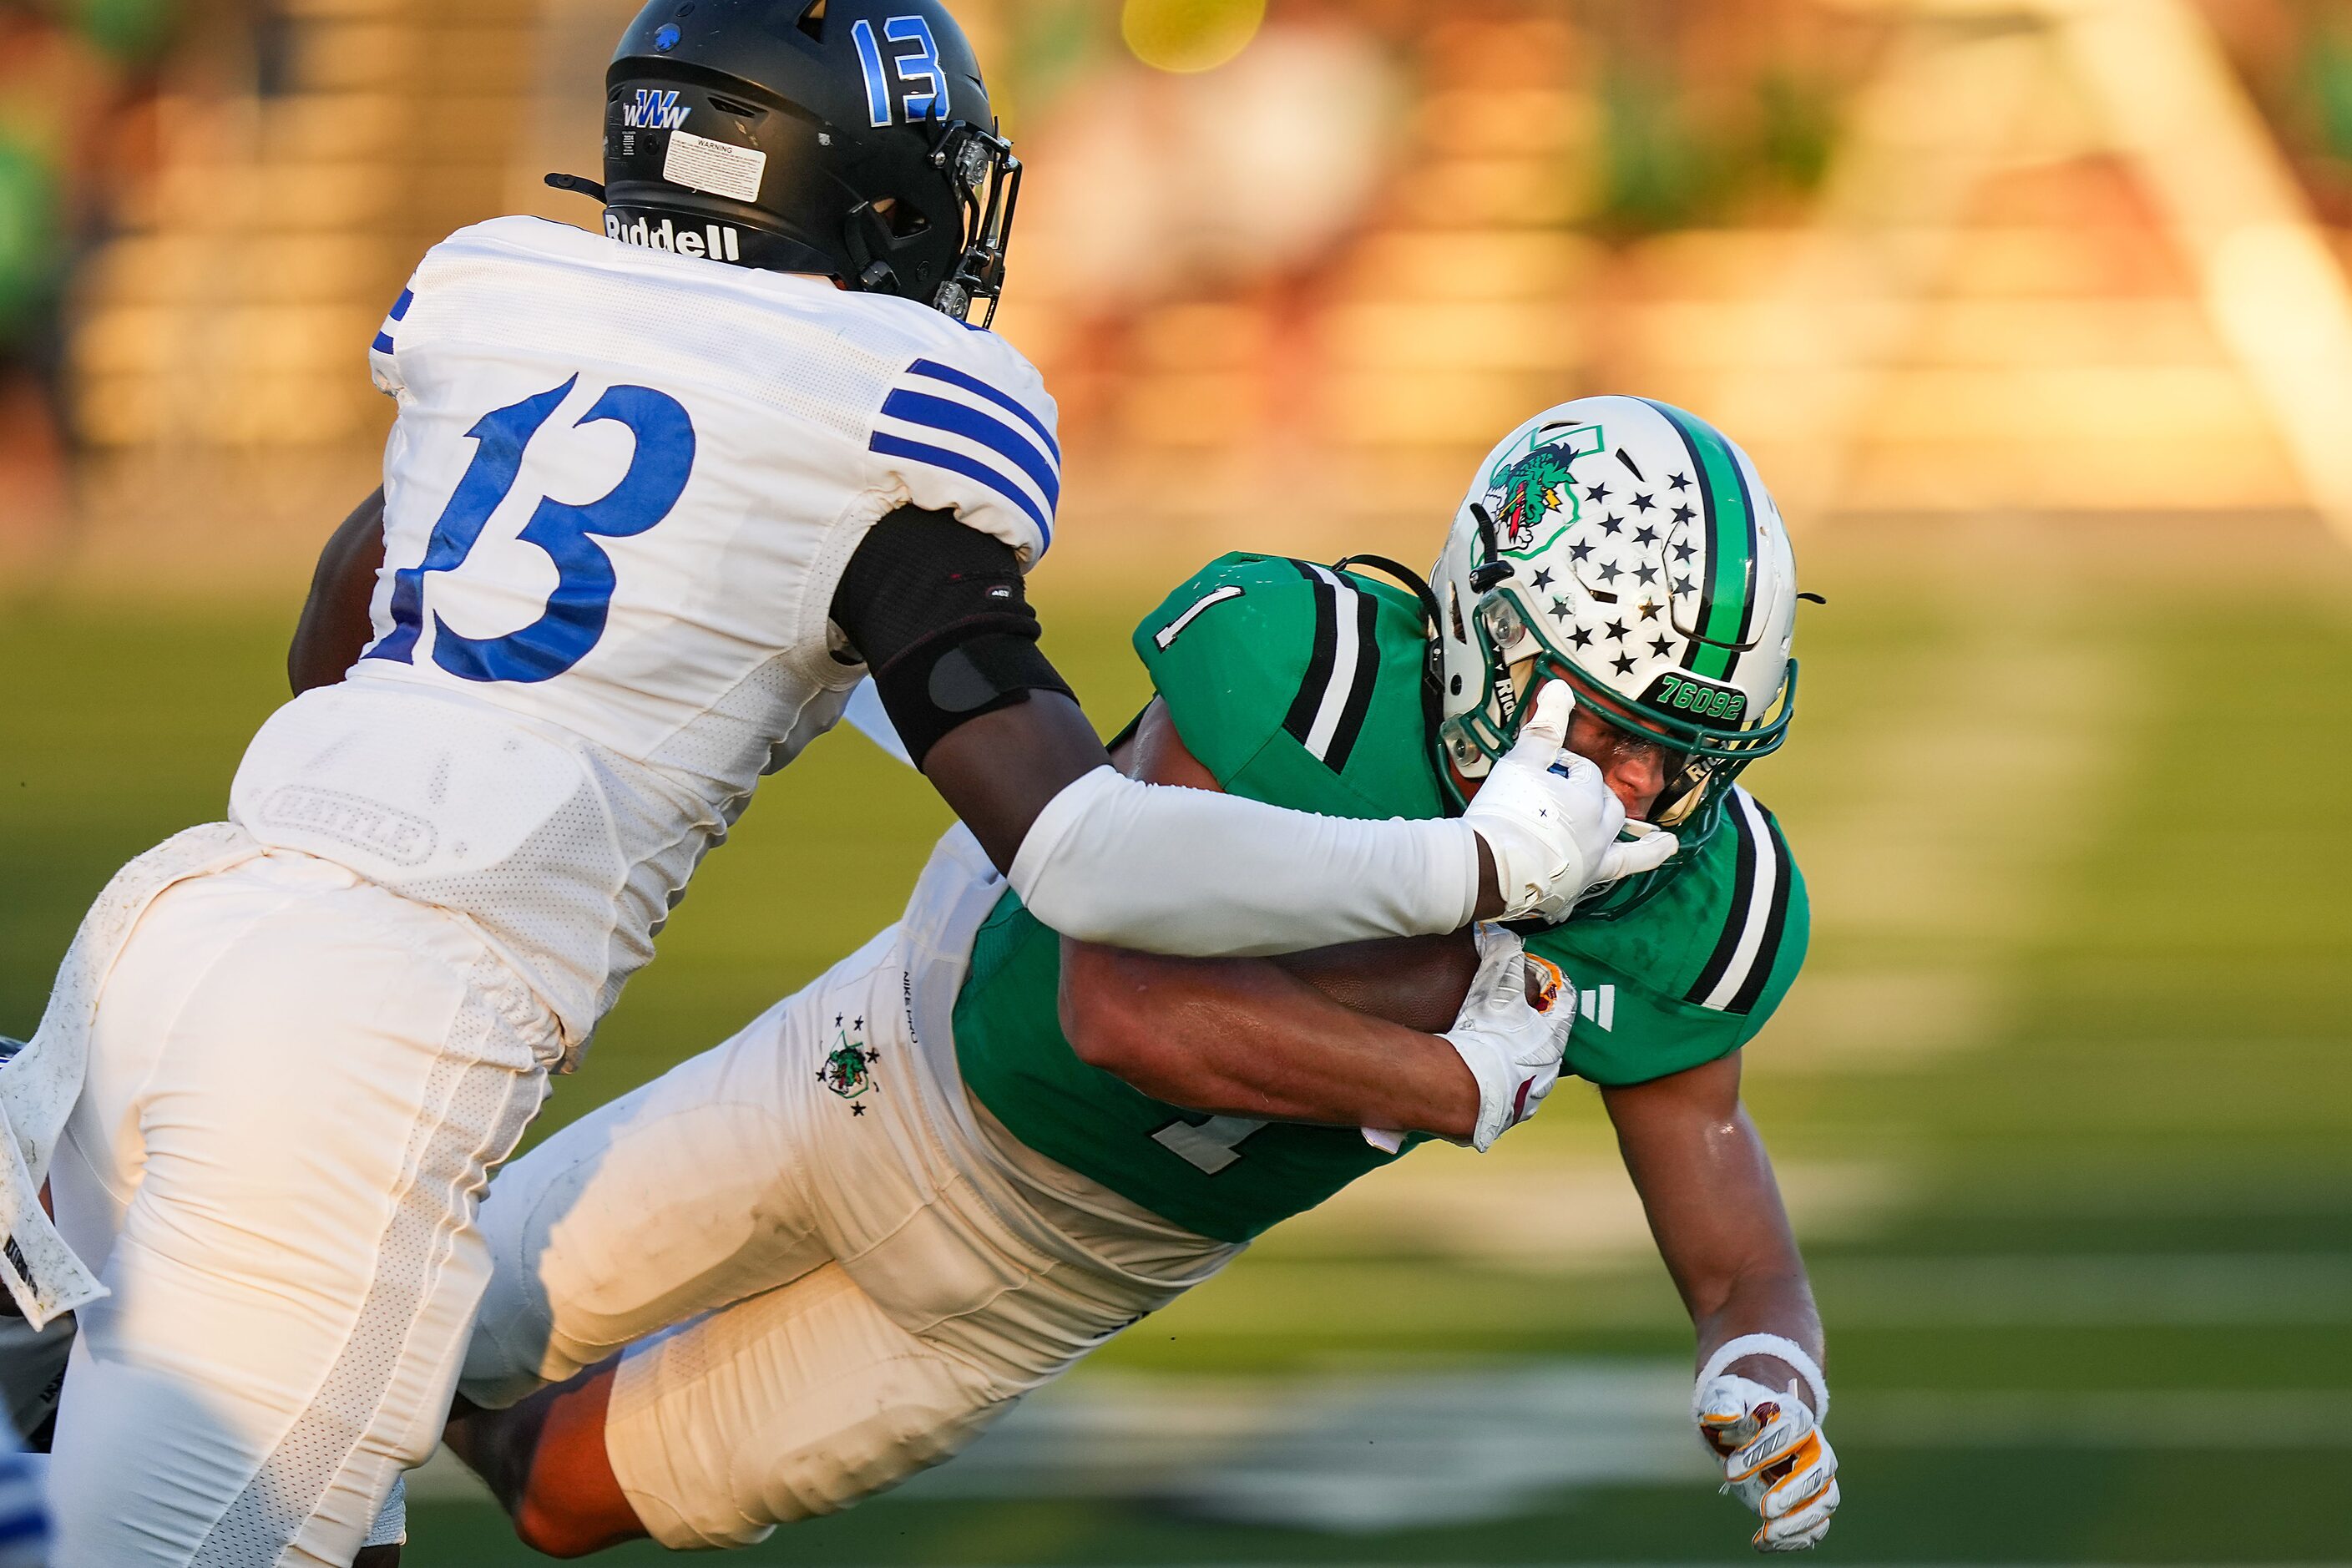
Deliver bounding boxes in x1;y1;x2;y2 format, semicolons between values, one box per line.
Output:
6;0;2352;1560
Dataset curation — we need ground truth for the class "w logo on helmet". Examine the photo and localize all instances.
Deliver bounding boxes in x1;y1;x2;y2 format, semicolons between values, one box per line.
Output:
623;89;690;130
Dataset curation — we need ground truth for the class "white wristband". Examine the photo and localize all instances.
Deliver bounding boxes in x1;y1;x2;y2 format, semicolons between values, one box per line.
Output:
1694;1333;1829;1421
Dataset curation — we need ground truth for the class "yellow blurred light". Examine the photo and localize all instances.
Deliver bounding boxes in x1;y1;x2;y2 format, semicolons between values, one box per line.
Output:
1120;0;1266;74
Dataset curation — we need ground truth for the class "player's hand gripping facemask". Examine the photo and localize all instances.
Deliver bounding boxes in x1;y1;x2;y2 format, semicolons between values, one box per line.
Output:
1460;682;1678;922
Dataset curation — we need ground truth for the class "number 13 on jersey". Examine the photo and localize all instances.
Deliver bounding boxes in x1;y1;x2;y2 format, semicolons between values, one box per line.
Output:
368;374;696;685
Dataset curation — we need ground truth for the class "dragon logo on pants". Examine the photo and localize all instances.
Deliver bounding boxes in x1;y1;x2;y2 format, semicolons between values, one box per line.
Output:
818;1014;882;1115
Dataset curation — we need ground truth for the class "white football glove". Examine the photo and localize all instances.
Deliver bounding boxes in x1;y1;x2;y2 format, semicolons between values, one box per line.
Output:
1696;1373;1840;1552
1462;682;1678;923
1417;923;1573;1151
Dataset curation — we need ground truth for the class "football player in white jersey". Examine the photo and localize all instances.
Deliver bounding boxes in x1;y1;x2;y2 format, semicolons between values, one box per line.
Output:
0;3;1672;1565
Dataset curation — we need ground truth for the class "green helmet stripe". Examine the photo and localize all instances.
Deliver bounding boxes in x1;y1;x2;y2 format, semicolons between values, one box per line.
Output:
1644;401;1757;683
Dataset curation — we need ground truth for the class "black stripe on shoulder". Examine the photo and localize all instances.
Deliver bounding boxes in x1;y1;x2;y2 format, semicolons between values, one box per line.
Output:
1282;559;1338;748
1685;795;1758;1007
1725;802;1795;1015
1322;585;1382;771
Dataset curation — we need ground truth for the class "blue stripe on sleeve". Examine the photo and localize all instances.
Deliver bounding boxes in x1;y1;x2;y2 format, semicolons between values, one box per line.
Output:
868;430;1052;550
389;288;414;321
372;331;396;354
0;1510;48;1549
905;358;1060;461
880;389;1060;508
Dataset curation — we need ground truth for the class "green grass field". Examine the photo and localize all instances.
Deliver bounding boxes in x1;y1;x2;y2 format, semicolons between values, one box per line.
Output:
3;525;2349;1563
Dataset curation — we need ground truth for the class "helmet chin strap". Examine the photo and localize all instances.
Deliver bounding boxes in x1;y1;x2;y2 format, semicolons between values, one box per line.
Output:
545;172;606;201
1466;503;1514;594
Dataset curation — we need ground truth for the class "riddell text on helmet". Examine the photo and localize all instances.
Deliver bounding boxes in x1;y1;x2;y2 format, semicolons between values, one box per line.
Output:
605;211;742;262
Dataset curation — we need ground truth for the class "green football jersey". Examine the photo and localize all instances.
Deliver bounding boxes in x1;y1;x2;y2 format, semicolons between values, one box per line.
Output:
953;553;1808;1244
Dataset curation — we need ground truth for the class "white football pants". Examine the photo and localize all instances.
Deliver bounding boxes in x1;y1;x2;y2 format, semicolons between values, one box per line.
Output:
45;850;558;1566
462;908;1238;1549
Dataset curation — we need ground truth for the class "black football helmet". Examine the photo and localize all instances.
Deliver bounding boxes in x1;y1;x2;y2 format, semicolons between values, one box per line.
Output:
573;0;1022;324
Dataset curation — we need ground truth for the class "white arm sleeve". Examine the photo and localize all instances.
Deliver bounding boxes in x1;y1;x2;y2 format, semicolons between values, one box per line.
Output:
1006;766;1481;956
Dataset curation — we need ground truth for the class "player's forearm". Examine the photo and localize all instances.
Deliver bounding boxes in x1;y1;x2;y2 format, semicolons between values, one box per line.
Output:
1693;1264;1824;1404
1605;1060;1827;1408
839;519;1497;944
1012;766;1486;955
922;687;1512;957
1268;933;1479;1036
1060;941;1479;1140
1662;1199;1826;1411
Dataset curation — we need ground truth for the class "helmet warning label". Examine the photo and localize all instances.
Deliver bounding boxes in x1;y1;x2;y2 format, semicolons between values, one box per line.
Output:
662;128;766;204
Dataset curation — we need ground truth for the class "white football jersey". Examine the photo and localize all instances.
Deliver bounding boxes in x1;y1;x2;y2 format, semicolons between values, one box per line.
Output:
228;215;1061;1050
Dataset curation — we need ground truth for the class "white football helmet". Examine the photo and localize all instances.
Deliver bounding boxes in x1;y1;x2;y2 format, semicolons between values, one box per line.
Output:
1430;396;1799;832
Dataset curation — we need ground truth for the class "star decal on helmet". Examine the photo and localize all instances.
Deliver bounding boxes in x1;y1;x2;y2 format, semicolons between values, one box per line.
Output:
1568;541;1593;562
1569;625;1594;649
1650;634;1677;658
1631;492;1657;513
1600;515;1624;537
1632;524;1658;546
1550;596;1571;617
1668;471;1691;491
1612;651;1638;675
1596;562;1621;585
1635;563;1660;585
1531;568;1553;589
1672;540;1697;563
1636;598;1662;620
1584;483;1611;503
1672;503;1695;524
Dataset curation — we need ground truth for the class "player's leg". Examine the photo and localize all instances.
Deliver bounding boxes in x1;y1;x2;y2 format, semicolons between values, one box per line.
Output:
468;1259;1012;1553
469;1160;1217;1552
454;940;874;1413
44;854;554;1567
453;926;1025;1551
455;916;1230;1550
448;931;915;1545
445;1363;631;1555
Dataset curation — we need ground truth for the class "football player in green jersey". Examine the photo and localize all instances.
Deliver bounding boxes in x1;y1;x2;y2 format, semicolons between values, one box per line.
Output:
445;397;1837;1555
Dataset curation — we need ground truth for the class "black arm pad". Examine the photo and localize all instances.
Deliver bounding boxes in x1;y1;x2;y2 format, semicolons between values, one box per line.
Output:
831;505;1075;767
